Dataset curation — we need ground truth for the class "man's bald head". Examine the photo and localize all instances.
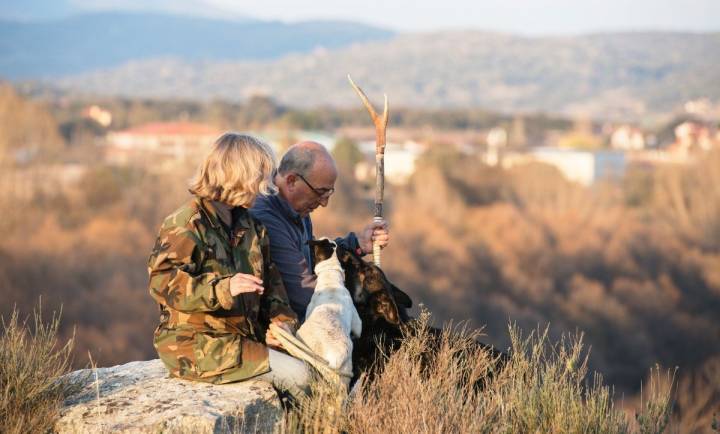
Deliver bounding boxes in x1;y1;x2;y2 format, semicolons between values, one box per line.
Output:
275;141;338;216
278;141;336;177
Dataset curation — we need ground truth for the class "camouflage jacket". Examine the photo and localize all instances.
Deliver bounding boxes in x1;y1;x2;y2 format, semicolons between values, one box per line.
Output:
148;195;298;384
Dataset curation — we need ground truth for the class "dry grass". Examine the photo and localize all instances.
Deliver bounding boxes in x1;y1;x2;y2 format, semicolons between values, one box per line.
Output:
0;303;79;434
284;311;674;434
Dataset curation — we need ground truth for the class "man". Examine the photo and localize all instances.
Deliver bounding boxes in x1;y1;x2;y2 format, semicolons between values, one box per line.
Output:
251;141;390;321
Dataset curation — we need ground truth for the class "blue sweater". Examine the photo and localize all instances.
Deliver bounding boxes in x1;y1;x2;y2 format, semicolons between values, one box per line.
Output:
250;194;360;321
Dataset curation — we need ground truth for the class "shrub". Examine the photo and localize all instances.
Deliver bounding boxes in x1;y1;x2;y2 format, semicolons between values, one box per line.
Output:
0;304;79;434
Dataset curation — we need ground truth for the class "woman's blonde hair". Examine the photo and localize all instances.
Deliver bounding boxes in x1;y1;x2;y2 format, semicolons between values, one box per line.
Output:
189;132;278;207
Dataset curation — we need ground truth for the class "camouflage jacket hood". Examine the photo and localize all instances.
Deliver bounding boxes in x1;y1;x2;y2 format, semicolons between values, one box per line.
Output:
148;195;297;383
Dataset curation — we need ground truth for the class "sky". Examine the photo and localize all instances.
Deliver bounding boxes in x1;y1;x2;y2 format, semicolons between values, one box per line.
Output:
2;0;720;34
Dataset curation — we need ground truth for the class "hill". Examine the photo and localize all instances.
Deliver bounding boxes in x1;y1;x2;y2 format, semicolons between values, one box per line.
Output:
46;31;720;120
0;12;394;79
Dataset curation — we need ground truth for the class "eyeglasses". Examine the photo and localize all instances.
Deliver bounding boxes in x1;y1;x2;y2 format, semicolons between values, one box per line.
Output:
295;173;335;199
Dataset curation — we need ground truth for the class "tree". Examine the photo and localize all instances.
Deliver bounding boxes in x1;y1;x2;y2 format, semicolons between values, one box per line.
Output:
332;137;363;170
0;85;64;165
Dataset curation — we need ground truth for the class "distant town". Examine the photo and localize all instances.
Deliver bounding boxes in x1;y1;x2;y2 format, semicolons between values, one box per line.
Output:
82;97;720;188
2;87;719;205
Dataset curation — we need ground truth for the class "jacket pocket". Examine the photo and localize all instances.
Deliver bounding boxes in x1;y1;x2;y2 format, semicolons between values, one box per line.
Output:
193;332;242;378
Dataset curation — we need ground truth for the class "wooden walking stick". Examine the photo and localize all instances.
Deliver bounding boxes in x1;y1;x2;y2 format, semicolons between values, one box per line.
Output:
348;75;389;267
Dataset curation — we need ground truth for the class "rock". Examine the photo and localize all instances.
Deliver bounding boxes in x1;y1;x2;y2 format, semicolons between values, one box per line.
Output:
55;359;284;434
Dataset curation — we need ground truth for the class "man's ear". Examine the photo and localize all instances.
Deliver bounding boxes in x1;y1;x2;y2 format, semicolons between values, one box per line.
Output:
391;284;412;308
284;172;298;189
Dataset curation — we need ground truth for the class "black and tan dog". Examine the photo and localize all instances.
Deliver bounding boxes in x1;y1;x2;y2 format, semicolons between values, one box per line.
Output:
322;244;509;388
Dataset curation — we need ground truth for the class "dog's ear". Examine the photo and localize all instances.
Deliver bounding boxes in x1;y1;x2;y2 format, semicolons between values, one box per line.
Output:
372;293;400;325
310;238;336;262
376;268;411;309
308;239;319;263
344;251;365;275
391;284;413;308
337;245;352;264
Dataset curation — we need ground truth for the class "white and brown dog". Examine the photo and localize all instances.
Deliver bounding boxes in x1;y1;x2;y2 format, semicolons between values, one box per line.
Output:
296;238;362;386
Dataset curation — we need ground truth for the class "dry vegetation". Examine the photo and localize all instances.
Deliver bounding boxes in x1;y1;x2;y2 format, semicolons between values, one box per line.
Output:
285;312;674;433
0;305;80;434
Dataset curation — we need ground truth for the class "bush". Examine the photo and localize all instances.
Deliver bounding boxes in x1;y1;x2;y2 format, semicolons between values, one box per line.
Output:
0;304;79;434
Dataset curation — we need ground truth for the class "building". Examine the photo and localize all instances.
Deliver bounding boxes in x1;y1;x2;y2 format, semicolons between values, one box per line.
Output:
671;121;715;154
355;140;425;185
105;122;221;165
530;148;626;186
610;125;646;150
485;127;508;166
82;105;113;127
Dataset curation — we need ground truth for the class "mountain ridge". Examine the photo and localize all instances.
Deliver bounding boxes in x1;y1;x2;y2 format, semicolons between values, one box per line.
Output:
0;11;395;79
45;30;720;120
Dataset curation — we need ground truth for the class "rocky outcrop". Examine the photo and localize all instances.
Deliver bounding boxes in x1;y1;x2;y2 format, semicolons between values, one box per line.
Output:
56;359;284;434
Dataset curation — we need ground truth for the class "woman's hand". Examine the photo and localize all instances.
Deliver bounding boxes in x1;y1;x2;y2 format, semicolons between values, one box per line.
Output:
229;273;264;296
265;320;295;350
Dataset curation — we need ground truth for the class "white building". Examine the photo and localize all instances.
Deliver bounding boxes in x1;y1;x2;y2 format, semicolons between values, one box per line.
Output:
673;121;715;152
105;122;220;164
531;148;626;186
356;140;424;185
485;127;508;166
610;125;646;150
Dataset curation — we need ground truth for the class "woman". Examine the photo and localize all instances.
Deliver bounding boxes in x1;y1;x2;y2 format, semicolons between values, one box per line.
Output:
148;132;310;397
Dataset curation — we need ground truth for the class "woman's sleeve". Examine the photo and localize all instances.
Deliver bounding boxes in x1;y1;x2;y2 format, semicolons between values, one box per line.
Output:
258;225;299;327
148;221;235;313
